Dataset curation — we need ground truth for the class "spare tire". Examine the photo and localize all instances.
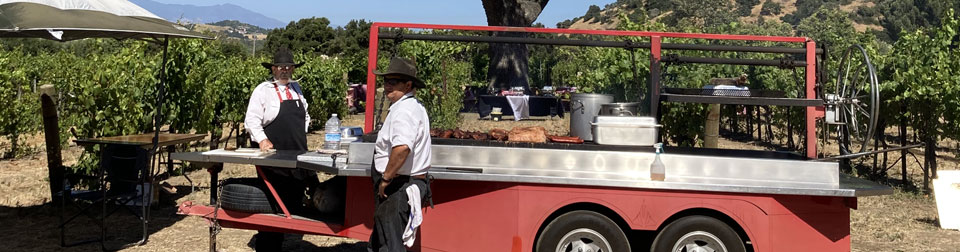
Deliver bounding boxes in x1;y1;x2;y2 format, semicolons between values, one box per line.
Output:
220;178;275;213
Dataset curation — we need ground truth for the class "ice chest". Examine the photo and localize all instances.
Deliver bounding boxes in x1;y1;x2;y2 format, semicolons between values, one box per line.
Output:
591;116;660;145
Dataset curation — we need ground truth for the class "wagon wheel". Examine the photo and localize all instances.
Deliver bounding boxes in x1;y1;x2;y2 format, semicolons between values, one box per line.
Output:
833;45;880;155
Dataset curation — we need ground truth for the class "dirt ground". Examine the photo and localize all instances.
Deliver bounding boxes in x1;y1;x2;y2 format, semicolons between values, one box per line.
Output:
1;113;958;251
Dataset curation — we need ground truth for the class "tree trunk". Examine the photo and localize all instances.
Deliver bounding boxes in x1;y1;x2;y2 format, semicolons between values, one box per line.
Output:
235;123;247;148
704;104;720;148
209;107;222;150
482;0;549;92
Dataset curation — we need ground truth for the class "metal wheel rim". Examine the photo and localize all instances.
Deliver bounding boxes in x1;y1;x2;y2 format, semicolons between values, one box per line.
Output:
556;228;612;252
833;44;879;154
671;231;728;252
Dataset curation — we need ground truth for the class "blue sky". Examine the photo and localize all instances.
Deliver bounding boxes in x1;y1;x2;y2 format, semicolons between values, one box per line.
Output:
152;0;615;27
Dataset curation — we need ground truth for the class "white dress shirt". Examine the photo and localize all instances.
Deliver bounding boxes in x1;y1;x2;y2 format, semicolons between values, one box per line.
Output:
374;92;431;176
244;81;310;143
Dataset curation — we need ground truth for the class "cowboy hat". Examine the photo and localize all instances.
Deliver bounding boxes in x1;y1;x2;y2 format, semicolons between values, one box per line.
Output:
261;47;304;69
374;57;425;88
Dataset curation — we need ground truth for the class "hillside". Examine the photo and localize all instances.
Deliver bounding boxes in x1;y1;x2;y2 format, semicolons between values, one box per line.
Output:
558;0;956;42
195;20;271;41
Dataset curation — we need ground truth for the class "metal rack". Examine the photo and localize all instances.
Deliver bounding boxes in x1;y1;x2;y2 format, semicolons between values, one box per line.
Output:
364;23;830;158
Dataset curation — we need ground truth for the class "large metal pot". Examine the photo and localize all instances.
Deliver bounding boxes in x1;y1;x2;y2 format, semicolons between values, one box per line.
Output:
599;102;641;116
570;93;613;141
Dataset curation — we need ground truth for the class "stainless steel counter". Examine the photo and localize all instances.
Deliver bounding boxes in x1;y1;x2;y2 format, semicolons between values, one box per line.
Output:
173;144;892;198
298;162;890;197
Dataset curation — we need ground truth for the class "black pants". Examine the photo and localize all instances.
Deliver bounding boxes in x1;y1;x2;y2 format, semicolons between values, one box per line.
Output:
368;168;429;252
254;167;320;251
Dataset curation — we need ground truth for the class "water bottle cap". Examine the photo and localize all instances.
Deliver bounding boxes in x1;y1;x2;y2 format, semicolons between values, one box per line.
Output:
332;113;338;117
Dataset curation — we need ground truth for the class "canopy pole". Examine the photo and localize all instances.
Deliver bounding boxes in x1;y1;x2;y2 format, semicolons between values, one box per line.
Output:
151;36;169;153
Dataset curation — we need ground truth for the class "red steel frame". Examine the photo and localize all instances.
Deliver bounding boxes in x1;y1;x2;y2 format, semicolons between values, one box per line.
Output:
180;176;858;251
178;22;854;252
364;22;826;158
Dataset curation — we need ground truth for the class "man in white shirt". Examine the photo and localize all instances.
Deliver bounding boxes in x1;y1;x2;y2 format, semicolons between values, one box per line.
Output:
368;57;432;252
244;47;319;251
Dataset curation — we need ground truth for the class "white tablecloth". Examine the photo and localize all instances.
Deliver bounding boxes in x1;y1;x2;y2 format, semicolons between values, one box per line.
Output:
505;95;529;121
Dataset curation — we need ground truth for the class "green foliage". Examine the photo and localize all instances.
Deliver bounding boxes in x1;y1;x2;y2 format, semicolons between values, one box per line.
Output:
887;9;960;140
295;53;349;130
666;0;736;27
760;1;782;15
859;0;960;41
56;41;157;140
556;19;577;29
395;36;475;129
200;55;262;135
263;17;337;54
584;5;603;23
736;0;761;16
0;48;41;158
165;39;213;133
782;0;846;24
328;20;373;83
798;7;878;61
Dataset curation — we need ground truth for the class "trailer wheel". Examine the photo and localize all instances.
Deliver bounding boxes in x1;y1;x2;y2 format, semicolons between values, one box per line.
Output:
220;178;275;213
535;210;630;252
651;215;746;252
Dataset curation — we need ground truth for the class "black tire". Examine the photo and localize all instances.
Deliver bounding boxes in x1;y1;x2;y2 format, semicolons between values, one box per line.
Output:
220;178;275;213
651;215;746;252
535;210;631;252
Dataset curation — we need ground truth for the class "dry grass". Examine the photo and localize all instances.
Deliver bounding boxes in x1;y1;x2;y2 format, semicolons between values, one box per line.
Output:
1;113;958;251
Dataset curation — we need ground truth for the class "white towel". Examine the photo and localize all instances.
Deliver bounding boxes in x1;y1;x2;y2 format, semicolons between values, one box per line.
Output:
703;84;750;96
403;185;422;247
505;95;530;121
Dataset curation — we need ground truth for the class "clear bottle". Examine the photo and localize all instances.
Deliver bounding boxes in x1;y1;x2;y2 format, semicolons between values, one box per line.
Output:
650;143;665;181
324;113;342;150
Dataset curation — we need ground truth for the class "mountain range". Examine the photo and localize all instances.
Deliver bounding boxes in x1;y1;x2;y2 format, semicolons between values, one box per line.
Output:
131;0;285;29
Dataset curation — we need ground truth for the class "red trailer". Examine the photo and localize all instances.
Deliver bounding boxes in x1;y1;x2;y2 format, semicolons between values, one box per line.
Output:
175;23;891;252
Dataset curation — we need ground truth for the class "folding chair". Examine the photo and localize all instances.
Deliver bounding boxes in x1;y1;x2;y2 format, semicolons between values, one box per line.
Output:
59;144;152;251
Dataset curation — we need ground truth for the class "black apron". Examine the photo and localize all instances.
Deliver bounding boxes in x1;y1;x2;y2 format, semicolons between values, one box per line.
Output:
368;95;433;251
258;85;317;212
254;84;318;251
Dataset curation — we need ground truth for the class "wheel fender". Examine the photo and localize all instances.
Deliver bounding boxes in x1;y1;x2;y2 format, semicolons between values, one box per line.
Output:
651;199;768;251
529;197;632;243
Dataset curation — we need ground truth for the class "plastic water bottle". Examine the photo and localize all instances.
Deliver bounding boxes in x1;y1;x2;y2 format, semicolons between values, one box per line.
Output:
650;143;665;181
324;114;342;150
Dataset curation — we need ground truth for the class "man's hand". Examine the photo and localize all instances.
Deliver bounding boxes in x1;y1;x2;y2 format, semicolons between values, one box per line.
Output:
259;139;274;151
378;179;390;198
378;145;409;198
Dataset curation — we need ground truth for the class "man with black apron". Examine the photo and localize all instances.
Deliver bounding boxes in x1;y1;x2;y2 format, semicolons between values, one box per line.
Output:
369;57;433;252
244;47;320;251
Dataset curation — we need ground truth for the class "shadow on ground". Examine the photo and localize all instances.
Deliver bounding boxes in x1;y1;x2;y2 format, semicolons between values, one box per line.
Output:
0;185;194;251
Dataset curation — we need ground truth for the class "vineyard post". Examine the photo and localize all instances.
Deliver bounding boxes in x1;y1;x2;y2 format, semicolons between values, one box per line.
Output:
900;103;908;184
39;84;63;204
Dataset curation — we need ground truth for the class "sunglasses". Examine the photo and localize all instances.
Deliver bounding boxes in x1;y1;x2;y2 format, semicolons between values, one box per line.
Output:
384;78;409;85
274;65;295;70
